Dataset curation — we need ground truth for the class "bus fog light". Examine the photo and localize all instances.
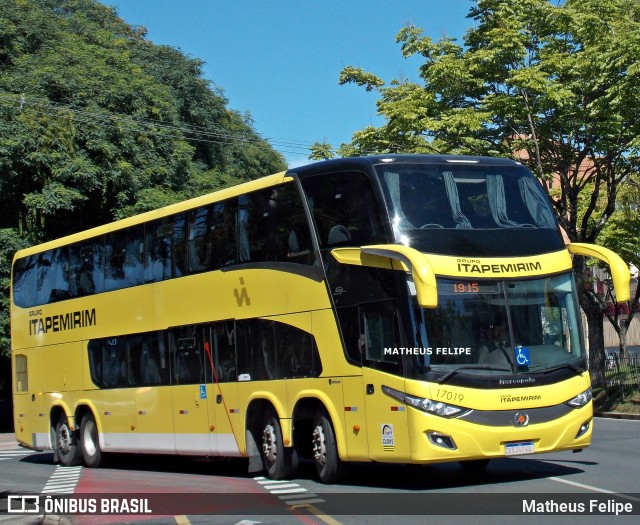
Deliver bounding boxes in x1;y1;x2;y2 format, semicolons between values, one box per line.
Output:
427;432;457;450
575;419;591;439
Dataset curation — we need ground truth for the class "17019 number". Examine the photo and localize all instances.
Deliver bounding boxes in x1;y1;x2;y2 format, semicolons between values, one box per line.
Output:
435;389;464;403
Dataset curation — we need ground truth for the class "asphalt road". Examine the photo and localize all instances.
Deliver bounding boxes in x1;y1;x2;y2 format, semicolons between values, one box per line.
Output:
1;417;639;525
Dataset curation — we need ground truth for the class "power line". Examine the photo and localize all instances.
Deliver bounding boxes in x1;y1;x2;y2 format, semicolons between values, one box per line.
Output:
0;91;344;158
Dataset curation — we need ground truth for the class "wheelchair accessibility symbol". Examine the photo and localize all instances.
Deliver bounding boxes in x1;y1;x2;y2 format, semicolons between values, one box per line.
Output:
515;346;530;366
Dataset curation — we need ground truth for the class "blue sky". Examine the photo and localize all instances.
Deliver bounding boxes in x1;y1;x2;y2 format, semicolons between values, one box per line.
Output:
100;1;473;167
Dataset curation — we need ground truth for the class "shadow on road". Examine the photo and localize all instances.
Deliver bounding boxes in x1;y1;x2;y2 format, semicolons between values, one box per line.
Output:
21;450;596;492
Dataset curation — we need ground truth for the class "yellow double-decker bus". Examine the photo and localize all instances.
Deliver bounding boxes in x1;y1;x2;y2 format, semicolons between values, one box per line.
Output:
11;155;630;483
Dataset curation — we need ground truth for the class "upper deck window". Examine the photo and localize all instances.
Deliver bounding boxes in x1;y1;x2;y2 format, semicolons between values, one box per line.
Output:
12;182;315;308
301;171;387;250
375;162;563;257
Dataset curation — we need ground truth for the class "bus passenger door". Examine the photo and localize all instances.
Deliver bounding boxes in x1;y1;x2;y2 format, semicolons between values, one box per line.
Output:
130;332;175;454
201;322;242;457
170;326;213;455
97;337;138;452
359;302;410;461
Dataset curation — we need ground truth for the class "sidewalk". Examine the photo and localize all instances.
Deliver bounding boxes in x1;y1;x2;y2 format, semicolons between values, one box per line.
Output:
0;433;71;525
595;411;640;420
0;433;19;449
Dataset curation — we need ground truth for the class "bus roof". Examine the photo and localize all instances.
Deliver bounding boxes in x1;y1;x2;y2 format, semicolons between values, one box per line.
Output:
288;154;522;177
12;154;524;260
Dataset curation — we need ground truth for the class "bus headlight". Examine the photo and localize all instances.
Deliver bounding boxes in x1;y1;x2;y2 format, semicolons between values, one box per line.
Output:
565;388;592;408
404;394;466;417
382;385;468;418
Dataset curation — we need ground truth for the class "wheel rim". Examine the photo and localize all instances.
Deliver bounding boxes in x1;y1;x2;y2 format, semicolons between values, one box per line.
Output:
262;423;278;465
83;420;97;457
58;423;72;455
312;424;327;468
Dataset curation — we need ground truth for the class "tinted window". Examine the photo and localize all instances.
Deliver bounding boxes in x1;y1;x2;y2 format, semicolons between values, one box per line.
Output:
89;332;170;388
375;163;563;257
206;322;237;382
13;184;312;308
13;255;38;308
302;171;386;249
128;332;170;386
238;184;314;264
36;249;70;304
338;301;403;375
236;319;275;380
144;214;187;281
236;319;321;380
105;226;144;291
188;200;238;272
102;337;128;388
171;326;204;385
276;322;322;378
69;239;105;296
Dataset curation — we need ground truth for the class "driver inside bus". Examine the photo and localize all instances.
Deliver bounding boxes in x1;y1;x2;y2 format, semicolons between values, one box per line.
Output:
479;316;512;364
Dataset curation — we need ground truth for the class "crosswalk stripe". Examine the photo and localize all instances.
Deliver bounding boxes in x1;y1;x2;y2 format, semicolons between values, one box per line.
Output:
41;465;82;495
254;476;326;505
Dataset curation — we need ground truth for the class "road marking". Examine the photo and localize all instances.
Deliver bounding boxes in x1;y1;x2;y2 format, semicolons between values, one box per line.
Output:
0;449;37;460
174;516;191;525
549;477;640;503
253;476;327;505
291;504;343;525
41;465;82;494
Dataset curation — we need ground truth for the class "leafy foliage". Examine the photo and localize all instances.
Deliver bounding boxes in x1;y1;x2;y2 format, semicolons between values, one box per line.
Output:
328;0;640;363
0;0;286;358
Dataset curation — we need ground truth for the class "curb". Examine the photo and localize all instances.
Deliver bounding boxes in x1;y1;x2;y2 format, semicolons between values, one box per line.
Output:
594;412;640;420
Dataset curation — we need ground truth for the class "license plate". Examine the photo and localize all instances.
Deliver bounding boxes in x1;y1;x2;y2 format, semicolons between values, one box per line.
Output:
505;441;535;456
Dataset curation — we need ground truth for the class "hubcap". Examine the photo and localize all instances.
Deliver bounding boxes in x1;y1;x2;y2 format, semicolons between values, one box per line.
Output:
83;421;97;457
312;424;327;467
58;423;72;454
262;424;277;464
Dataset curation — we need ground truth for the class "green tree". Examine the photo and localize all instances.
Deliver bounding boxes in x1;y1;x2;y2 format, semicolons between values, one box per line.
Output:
0;0;286;361
330;0;640;371
597;181;640;356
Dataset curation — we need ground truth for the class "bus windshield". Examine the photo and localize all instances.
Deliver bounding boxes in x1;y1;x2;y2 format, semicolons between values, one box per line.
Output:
415;272;584;376
375;162;564;257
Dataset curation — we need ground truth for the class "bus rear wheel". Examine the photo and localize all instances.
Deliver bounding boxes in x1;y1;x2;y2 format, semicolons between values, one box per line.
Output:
312;410;345;484
55;415;82;467
260;411;298;480
80;413;104;468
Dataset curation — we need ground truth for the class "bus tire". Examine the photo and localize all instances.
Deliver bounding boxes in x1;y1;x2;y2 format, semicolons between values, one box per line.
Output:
260;411;297;480
80;413;104;468
460;459;490;470
312;410;345;484
55;415;82;467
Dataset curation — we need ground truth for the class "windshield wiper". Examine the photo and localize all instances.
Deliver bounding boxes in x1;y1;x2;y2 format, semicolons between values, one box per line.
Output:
436;365;512;384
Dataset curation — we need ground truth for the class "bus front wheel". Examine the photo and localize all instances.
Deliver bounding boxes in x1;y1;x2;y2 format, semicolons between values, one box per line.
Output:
260;411;297;480
80;413;104;468
312;410;345;484
55;415;82;467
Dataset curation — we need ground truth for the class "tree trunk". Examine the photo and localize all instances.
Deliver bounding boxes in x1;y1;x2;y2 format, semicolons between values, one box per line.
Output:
573;257;606;383
618;321;628;358
585;305;606;372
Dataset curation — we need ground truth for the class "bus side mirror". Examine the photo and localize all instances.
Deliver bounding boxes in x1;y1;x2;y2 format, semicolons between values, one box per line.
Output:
331;244;438;308
567;243;631;302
